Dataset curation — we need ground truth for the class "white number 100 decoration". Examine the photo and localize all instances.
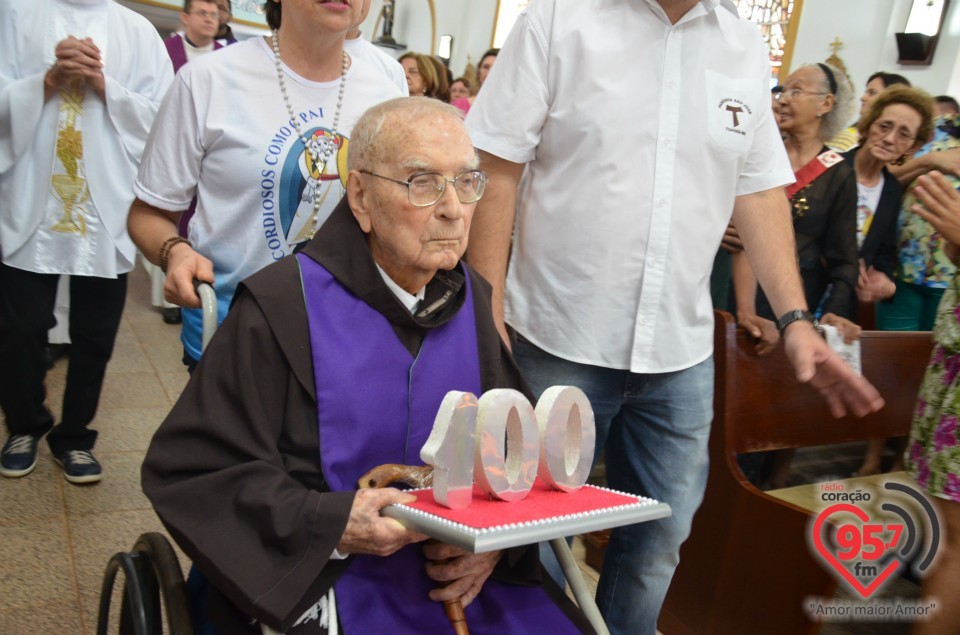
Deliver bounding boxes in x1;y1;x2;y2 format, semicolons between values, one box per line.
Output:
420;386;596;509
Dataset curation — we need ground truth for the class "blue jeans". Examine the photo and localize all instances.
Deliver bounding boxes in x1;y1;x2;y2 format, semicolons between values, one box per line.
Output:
513;336;713;635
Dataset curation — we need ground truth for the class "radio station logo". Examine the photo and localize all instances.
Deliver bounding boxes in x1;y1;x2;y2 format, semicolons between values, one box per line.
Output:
806;479;941;622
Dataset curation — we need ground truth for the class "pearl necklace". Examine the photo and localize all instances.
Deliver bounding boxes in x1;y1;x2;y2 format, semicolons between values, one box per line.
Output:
271;29;348;238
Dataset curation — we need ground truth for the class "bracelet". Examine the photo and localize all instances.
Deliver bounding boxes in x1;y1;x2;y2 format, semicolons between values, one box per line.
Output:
776;309;818;336
158;236;191;273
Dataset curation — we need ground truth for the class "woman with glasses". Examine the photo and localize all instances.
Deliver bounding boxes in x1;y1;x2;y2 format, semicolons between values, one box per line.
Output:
733;62;860;489
399;52;449;102
848;86;935;316
847;86;934;478
449;76;474;115
878;113;960;336
735;63;860;349
828;71;911;152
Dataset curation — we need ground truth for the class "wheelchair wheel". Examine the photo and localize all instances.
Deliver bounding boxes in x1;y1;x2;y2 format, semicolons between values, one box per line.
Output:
96;532;193;635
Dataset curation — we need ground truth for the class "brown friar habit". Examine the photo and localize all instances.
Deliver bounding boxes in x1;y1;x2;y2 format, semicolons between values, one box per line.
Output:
141;198;595;634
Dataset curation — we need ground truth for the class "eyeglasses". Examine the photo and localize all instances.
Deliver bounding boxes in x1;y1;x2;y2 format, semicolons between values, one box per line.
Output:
191;9;219;19
774;87;827;102
870;120;917;144
360;169;488;207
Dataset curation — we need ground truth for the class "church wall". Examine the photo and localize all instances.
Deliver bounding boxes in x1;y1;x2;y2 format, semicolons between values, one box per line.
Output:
359;0;498;80
791;0;960;114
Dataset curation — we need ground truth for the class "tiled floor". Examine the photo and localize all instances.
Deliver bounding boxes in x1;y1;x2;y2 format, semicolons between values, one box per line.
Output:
0;264;186;634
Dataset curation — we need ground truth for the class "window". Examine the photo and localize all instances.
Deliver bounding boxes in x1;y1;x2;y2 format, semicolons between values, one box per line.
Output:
734;0;797;83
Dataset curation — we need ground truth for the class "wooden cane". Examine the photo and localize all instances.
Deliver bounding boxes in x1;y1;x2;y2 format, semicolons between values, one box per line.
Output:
358;464;470;635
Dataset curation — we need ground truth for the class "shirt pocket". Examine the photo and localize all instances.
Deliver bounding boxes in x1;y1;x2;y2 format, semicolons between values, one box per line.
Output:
704;69;762;156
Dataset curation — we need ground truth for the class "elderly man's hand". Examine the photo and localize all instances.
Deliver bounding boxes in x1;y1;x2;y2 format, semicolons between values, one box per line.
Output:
782;321;884;418
337;488;428;557
422;542;502;608
164;243;215;308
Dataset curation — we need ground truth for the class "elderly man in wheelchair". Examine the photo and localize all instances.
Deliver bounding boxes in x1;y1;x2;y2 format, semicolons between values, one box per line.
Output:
137;98;595;635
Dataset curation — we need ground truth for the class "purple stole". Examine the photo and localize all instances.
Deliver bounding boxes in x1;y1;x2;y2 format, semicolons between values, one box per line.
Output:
165;34;222;74
298;254;582;635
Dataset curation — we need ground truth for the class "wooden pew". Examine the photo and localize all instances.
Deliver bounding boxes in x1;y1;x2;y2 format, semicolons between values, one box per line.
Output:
657;310;933;635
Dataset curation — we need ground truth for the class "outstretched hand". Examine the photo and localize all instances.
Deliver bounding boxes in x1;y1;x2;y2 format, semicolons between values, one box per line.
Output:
782;321;884;418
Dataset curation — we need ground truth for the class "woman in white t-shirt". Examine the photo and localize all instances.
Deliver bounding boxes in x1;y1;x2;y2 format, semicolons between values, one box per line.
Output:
128;0;402;368
848;85;935;478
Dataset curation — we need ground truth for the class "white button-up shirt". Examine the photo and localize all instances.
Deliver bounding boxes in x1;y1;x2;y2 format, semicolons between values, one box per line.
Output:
467;0;793;373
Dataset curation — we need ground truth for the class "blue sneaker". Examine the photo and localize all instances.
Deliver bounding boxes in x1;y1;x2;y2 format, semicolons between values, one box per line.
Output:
54;450;103;484
0;434;40;478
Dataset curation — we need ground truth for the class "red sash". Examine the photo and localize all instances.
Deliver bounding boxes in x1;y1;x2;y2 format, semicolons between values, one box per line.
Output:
785;149;844;200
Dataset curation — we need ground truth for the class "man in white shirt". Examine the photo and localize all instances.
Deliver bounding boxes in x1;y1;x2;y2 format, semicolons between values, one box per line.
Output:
0;0;173;484
465;1;884;633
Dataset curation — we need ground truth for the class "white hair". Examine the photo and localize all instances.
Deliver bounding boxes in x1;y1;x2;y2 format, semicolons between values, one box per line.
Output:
796;62;857;141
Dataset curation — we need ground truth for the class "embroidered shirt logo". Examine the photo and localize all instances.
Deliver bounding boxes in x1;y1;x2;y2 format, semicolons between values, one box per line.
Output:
725;104;744;127
717;97;753;136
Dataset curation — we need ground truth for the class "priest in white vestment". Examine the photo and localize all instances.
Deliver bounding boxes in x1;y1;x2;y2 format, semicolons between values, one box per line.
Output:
0;0;173;483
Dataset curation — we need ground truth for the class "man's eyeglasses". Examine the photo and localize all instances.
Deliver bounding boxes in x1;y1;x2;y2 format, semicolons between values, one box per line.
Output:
191;9;219;19
774;88;827;102
871;120;917;144
360;169;488;207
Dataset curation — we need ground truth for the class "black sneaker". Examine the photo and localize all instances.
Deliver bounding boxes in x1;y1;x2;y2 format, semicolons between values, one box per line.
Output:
0;434;40;478
54;450;103;484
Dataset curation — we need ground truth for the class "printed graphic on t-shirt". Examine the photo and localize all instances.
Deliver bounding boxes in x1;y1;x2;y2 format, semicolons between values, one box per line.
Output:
260;111;348;260
856;179;882;249
857;203;874;249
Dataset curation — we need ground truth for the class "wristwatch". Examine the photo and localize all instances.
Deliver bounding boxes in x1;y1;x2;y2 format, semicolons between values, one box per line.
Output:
776;309;818;336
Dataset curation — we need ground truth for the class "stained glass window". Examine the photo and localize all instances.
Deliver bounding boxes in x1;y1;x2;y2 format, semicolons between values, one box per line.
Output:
733;0;796;83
